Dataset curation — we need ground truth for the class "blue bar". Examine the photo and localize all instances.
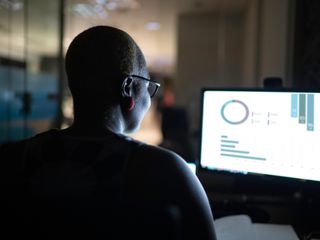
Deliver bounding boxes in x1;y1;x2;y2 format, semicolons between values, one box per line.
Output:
221;149;250;154
291;94;298;118
307;94;314;131
221;144;235;148
221;153;266;161
221;140;239;144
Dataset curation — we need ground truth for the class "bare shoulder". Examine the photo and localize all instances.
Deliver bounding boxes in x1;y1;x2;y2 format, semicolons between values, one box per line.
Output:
127;143;207;204
130;144;197;185
126;143;217;240
134;144;190;172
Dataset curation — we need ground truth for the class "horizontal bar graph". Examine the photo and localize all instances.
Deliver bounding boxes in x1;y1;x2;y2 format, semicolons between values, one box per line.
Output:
220;135;266;161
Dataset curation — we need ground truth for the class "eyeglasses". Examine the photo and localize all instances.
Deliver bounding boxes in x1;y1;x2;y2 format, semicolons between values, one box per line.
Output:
128;74;161;98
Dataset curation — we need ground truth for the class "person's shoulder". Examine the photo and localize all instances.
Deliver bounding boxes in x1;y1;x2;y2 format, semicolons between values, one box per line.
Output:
0;129;59;158
129;143;197;191
125;143;217;240
135;144;190;171
32;129;60;141
138;144;180;159
0;139;27;155
0;139;29;178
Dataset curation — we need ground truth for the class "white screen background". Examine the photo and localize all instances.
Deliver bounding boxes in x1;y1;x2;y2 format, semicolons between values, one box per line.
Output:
200;91;320;182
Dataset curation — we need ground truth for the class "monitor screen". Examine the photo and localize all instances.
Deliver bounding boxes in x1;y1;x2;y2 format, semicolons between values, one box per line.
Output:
199;89;320;182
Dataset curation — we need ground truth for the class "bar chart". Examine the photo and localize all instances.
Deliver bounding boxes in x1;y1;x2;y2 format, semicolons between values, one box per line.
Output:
220;135;266;161
291;93;314;131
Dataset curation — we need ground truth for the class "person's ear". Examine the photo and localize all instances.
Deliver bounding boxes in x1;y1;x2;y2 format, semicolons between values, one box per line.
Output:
121;76;134;97
121;77;135;111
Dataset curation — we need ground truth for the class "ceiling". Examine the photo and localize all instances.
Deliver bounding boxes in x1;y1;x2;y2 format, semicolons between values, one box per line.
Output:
0;0;248;73
66;0;248;73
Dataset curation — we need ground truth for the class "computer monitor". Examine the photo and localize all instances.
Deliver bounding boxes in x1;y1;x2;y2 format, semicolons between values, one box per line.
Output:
199;88;320;182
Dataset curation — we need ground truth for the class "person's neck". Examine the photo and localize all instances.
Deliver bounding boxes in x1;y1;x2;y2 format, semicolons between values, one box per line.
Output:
70;109;125;137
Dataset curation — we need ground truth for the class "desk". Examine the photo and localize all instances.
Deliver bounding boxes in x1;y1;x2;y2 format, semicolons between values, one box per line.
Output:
197;171;320;239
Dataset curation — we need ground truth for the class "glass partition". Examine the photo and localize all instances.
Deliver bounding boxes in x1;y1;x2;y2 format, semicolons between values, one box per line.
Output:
25;0;60;138
0;0;26;142
0;0;61;144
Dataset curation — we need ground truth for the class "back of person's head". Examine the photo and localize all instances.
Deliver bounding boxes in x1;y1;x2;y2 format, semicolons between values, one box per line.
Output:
65;25;147;106
65;26;154;133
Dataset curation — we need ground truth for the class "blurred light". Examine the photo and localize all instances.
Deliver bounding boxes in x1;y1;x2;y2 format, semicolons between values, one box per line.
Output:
0;0;23;11
145;22;161;31
97;11;108;18
72;0;139;18
106;1;117;11
95;0;106;4
72;4;94;18
94;1;104;8
94;4;108;18
12;1;22;10
106;0;140;11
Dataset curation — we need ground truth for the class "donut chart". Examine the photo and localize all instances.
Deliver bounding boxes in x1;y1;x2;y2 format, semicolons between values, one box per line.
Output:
221;100;249;124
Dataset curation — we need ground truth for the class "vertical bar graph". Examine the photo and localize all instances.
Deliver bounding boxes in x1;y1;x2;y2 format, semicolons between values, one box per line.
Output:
299;94;306;124
291;94;298;118
291;93;315;131
307;94;314;131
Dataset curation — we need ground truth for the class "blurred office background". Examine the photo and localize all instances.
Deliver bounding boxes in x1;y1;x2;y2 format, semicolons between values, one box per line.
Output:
0;0;319;159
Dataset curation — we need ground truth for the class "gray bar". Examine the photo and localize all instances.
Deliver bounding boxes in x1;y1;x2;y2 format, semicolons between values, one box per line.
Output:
299;94;306;124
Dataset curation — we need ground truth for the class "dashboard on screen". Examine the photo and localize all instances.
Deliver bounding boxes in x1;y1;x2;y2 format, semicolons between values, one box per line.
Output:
199;89;320;182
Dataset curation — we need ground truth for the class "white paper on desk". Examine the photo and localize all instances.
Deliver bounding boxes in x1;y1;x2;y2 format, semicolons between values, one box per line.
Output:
252;223;299;240
214;214;300;240
214;215;255;240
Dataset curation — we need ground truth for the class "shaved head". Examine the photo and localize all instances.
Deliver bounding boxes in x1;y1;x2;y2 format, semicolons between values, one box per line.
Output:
65;26;147;100
64;26;151;133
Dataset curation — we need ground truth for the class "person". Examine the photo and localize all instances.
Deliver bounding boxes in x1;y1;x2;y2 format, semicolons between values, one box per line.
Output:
0;26;216;240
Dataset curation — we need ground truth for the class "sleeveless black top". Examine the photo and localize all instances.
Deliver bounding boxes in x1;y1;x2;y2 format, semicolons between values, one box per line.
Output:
24;129;143;204
1;129;150;239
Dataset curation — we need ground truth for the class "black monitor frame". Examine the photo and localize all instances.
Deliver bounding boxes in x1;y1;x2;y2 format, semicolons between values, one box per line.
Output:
197;87;320;198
